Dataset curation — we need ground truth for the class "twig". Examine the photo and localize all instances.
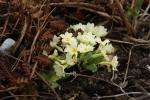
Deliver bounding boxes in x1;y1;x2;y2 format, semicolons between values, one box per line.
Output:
67;72;132;98
36;72;62;100
6;92;19;100
128;36;150;43
93;92;150;99
106;38;134;45
0;87;19;92
0;85;19;100
27;8;55;63
11;56;21;71
0;12;19;17
0;1;7;3
1;17;9;37
0;95;49;100
38;0;47;28
30;61;38;79
49;2;104;11
49;2;117;22
123;44;150;85
28;0;48;63
13;15;30;54
0;1;10;38
114;0;135;34
10;15;21;34
79;6;117;22
131;0;136;9
2;51;26;64
145;4;150;13
113;82;127;95
66;72;126;94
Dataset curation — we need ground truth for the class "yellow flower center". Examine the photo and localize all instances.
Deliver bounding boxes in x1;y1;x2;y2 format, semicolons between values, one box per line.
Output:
64;37;71;42
71;48;77;53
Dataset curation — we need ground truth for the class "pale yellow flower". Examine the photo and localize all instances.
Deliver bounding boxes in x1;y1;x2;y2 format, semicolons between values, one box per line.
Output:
110;56;118;71
100;56;118;71
48;50;58;60
60;32;76;45
84;23;95;33
66;53;77;66
64;44;78;56
50;35;60;47
98;39;115;54
78;43;94;53
93;26;108;37
53;61;68;77
70;23;86;31
77;32;96;45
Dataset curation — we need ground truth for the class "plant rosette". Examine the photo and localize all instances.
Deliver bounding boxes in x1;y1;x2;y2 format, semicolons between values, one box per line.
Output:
42;23;119;88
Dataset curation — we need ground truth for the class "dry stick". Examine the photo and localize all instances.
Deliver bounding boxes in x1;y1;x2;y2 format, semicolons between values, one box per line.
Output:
123;44;149;85
11;56;22;71
10;15;21;34
0;87;19;92
6;92;19;100
2;51;25;63
135;82;148;93
106;38;134;45
49;2;117;22
30;61;38;79
0;12;17;17
114;0;135;34
49;2;104;11
79;6;117;22
145;4;150;13
1;16;9;36
66;73;126;94
27;8;55;63
0;1;7;3
36;72;62;100
38;0;47;28
27;27;41;63
111;81;127;96
0;0;10;37
131;0;136;9
128;36;150;43
93;92;150;99
0;85;19;100
13;16;29;54
0;95;48;100
123;45;135;85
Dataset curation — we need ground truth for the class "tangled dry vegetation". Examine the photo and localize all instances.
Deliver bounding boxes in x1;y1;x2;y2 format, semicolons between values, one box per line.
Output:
0;0;150;100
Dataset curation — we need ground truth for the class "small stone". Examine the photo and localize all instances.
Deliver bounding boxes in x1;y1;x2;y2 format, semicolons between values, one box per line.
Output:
0;38;15;52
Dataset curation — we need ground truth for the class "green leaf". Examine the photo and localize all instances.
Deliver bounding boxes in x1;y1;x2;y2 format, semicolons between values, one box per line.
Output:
135;0;144;14
126;0;144;17
87;53;104;65
79;52;92;62
85;64;98;72
42;71;60;88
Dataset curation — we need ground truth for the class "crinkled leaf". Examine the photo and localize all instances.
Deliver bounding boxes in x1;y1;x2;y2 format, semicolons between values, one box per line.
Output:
85;64;98;72
80;52;92;61
87;53;104;65
42;71;60;88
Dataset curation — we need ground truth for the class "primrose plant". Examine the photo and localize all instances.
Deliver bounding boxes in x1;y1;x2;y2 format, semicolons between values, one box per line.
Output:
43;23;118;87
